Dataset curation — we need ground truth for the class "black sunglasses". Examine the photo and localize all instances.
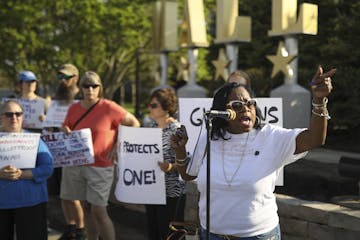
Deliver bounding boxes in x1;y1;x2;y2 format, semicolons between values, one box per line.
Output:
227;99;257;111
3;112;23;118
148;103;159;109
57;73;74;80
82;84;100;89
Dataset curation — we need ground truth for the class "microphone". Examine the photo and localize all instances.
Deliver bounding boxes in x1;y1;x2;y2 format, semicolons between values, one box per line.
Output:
205;109;236;120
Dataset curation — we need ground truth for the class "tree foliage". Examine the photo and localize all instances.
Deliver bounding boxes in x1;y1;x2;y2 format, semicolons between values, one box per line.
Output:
0;0;153;98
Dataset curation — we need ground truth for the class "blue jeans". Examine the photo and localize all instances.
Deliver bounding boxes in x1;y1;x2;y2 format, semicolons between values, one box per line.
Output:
200;224;281;240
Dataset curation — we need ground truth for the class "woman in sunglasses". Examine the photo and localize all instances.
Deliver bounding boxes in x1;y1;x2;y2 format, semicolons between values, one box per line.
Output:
171;66;336;240
0;100;53;240
61;71;140;240
146;87;186;240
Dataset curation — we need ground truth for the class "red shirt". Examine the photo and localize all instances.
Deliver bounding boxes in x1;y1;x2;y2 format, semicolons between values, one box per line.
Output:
63;99;127;167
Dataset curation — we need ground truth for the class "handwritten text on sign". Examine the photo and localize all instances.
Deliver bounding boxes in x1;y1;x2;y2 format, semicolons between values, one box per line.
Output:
0;132;40;169
179;98;283;154
43;100;78;128
41;129;94;168
115;126;166;204
2;98;46;129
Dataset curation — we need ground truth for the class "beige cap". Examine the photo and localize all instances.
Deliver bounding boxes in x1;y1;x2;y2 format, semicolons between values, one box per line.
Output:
58;64;79;76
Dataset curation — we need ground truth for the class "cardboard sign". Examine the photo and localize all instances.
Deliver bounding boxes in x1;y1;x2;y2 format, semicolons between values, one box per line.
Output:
41;129;95;167
115;126;166;204
179;98;283;154
2;98;46;129
43;100;78;128
0;132;40;169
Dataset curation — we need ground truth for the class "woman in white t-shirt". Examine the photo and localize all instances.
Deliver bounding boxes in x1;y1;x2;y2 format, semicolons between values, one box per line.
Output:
171;66;336;240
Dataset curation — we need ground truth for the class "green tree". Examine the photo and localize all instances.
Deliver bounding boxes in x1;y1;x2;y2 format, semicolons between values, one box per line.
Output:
0;0;153;100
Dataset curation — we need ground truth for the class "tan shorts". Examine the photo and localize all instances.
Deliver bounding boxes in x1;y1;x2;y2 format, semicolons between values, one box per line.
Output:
60;165;114;207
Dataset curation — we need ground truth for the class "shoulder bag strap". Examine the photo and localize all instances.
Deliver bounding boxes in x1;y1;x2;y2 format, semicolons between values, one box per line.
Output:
71;99;100;130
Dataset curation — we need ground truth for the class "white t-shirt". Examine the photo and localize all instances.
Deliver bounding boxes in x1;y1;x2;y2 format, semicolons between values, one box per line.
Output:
188;124;307;237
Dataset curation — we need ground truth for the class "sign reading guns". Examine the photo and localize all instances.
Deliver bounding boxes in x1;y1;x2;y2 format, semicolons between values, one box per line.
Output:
0;132;40;169
41;128;95;168
179;97;283;154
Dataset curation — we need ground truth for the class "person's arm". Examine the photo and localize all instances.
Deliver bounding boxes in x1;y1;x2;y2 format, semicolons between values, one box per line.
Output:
0;142;53;182
170;125;197;181
295;66;336;154
121;112;140;127
23;140;53;182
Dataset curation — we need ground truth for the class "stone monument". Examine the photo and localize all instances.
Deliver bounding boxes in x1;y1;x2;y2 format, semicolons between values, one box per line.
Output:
267;0;318;128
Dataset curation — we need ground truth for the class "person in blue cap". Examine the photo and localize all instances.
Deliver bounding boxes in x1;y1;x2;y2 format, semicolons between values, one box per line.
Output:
18;70;49;132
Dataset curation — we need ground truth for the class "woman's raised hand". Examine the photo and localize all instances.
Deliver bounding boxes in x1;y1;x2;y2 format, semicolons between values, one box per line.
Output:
310;66;336;99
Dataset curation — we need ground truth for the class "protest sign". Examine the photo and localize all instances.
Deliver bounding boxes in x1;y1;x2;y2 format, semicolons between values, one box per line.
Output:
43;100;77;128
2;98;45;129
178;97;285;185
41;128;94;167
0;132;40;169
179;98;283;154
115;126;166;204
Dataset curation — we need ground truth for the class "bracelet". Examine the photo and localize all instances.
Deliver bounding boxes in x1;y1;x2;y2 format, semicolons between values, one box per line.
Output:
175;156;188;162
312;97;328;108
175;157;189;166
166;163;172;172
312;109;331;120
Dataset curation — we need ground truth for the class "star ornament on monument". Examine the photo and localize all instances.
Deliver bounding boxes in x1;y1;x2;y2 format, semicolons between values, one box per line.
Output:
212;48;231;81
266;41;297;78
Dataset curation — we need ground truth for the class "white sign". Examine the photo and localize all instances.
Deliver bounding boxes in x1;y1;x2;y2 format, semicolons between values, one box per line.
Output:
115;126;166;204
179;97;285;185
43;100;77;128
41;129;95;168
179;98;283;154
0;132;40;169
2;98;45;129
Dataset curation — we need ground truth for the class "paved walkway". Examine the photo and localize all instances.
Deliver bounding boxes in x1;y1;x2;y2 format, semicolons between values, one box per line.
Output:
47;196;147;240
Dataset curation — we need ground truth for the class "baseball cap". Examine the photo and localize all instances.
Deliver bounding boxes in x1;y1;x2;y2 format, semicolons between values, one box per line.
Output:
57;64;79;76
18;71;37;82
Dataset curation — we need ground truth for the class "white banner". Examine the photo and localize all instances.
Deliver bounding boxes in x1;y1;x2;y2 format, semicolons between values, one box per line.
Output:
43;100;77;128
179;97;285;185
0;132;40;169
2;98;45;129
41;128;95;168
115;126;166;204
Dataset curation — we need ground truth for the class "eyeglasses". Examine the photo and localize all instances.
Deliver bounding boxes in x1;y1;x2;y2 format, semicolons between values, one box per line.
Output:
148;103;159;109
57;73;74;81
3;112;23;118
227;99;257;111
82;84;100;89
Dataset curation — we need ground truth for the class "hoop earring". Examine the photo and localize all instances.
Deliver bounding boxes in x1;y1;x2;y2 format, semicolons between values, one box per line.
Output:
255;116;260;126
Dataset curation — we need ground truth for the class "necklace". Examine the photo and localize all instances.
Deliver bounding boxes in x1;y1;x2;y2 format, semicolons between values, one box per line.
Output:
222;132;250;187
